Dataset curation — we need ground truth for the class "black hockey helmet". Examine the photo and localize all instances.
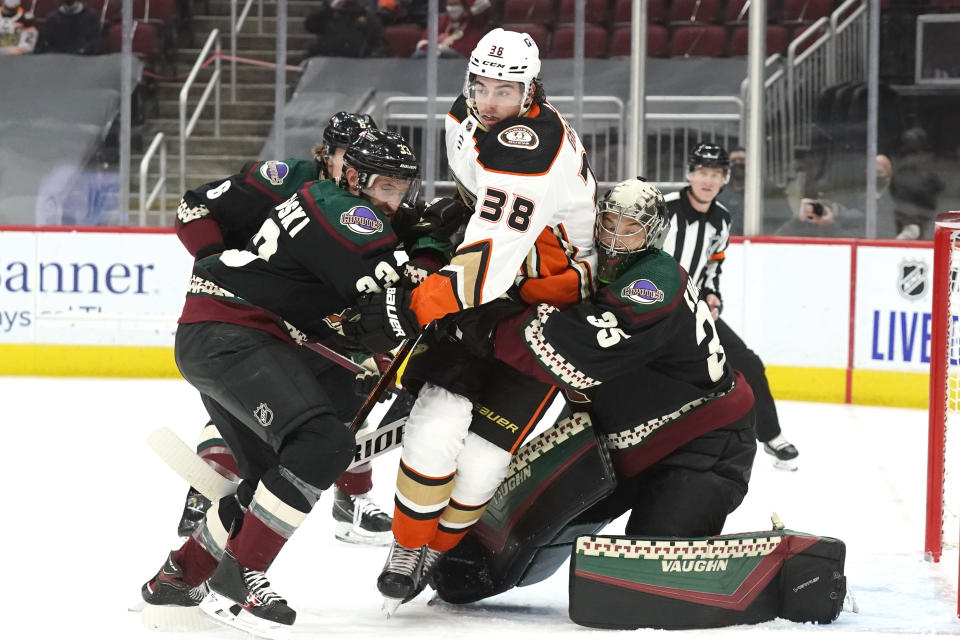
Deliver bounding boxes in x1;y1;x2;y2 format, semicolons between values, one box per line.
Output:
323;112;378;148
315;112;378;179
339;129;421;219
595;177;669;284
687;142;730;179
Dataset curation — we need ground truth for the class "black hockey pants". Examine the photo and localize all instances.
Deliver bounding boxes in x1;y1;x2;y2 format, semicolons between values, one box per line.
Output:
716;318;782;442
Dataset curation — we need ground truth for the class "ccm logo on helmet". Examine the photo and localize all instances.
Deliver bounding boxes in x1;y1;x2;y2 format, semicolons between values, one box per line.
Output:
481;60;506;68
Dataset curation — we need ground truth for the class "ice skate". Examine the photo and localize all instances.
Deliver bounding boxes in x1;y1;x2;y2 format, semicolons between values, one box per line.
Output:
763;434;799;471
200;551;295;640
140;552;216;631
141;552;209;607
332;487;392;546
377;540;423;615
177;486;212;537
405;547;443;603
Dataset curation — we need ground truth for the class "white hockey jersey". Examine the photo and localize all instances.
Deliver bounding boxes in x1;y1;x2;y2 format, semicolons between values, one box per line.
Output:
0;8;36;56
409;95;597;325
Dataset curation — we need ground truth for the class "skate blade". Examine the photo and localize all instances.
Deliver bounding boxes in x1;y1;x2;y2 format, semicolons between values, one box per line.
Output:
142;604;218;631
381;597;403;617
200;591;291;640
334;524;393;546
772;458;799;471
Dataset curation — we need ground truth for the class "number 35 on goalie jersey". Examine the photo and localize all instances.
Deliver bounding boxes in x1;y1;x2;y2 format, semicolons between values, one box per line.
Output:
409;98;598;326
498;249;731;394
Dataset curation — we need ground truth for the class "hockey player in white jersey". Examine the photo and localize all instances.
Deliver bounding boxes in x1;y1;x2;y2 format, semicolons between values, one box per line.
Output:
341;27;599;613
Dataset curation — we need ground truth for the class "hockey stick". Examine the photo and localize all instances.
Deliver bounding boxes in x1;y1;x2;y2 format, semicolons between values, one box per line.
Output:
303;340;366;375
348;337;415;433
147;417;408;501
147;427;239;501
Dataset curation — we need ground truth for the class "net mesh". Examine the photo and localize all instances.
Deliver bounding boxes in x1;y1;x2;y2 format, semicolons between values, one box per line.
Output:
943;232;960;551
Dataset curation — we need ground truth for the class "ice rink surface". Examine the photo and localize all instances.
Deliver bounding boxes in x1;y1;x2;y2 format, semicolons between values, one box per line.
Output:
7;375;960;639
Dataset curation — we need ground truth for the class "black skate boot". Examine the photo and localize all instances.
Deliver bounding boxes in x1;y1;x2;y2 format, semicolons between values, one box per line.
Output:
763;434;799;471
200;551;295;639
142;551;209;607
332;487;392;546
405;547;444;604
177;486;212;537
377;541;424;615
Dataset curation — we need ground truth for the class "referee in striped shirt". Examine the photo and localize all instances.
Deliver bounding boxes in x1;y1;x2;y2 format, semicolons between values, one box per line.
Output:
661;143;800;470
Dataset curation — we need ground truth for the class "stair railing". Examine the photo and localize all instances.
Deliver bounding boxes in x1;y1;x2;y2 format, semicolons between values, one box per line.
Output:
178;29;221;194
139;131;167;226
230;0;264;102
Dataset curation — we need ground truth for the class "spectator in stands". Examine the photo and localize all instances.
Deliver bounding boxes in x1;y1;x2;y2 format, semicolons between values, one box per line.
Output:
411;0;491;58
303;0;385;59
716;146;745;235
776;154;903;239
0;0;37;56
377;0;411;25
890;127;945;240
37;0;101;54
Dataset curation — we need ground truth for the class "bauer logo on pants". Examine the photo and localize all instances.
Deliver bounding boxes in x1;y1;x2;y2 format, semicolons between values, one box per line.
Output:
254;402;274;427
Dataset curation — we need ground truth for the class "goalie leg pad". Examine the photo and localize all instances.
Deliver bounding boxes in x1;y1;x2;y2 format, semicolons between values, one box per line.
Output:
569;530;846;629
433;413;616;604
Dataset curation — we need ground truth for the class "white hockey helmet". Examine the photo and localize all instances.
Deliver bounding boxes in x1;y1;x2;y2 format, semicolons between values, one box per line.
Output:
464;28;541;115
595;178;670;283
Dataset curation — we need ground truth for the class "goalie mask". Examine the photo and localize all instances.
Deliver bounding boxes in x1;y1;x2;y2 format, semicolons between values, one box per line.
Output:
339;129;421;224
464;28;541;122
314;112;378;179
595;178;669;284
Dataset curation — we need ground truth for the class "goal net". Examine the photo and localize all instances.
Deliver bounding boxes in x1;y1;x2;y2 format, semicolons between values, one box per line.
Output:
926;212;960;617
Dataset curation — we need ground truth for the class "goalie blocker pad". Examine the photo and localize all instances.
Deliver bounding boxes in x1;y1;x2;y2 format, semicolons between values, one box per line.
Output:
433;413;617;604
569;530;846;629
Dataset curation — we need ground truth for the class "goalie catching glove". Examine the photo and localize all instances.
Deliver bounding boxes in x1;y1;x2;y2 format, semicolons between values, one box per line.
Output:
341;287;421;354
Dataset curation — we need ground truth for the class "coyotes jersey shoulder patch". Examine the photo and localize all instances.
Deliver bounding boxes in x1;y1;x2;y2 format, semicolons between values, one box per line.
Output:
477;104;565;175
245;158;318;203
609;250;683;313
300;180;397;254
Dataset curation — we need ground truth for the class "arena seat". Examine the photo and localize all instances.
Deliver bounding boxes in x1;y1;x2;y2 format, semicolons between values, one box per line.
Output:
609;24;669;57
670;25;727;57
728;24;788;56
547;24;609;58
670;0;722;24
384;24;422;57
502;0;555;25
500;23;550;52
613;0;666;26
557;0;610;26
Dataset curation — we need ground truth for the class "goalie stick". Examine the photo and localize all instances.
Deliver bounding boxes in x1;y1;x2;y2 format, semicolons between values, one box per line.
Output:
148;415;407;501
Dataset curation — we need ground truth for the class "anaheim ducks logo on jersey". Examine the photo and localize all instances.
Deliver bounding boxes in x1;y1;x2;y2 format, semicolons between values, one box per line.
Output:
621;279;665;305
339;205;384;235
260;161;290;186
498;125;539;150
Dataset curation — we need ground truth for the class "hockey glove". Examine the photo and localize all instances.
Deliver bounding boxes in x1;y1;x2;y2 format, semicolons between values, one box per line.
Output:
438;299;526;360
403;197;472;246
341;287;421;354
353;352;396;398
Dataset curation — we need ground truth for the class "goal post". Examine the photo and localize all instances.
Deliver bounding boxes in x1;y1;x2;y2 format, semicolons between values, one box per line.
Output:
926;212;960;617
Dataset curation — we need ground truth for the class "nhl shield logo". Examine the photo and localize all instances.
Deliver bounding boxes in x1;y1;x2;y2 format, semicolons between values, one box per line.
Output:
254;402;274;427
898;261;927;300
